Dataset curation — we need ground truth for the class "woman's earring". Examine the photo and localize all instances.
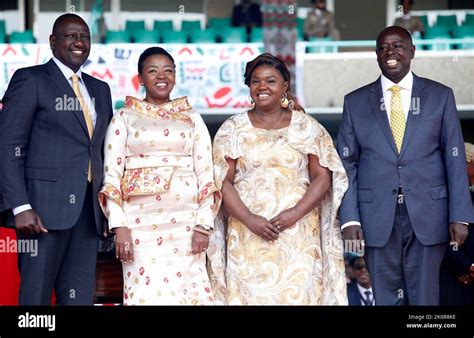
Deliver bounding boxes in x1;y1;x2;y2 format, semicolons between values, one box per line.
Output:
249;97;255;109
280;94;289;109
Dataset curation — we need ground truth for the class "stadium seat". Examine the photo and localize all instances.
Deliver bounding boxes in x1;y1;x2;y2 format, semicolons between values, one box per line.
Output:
9;30;34;43
153;20;174;32
190;29;216;43
424;26;452;50
452;25;474;49
0;20;6;35
125;20;146;32
250;27;263;42
418;15;429;29
161;30;187;43
464;14;474;27
133;30;159;43
222;27;247;43
435;15;458;31
181;20;201;32
105;30;131;43
114;100;125;110
208;17;231;30
0;32;5;43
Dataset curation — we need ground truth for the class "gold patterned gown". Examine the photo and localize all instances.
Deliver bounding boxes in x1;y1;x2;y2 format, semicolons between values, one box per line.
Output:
99;96;220;305
209;110;349;305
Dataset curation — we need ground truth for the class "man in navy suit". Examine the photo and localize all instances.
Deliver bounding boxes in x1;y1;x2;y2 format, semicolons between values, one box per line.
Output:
346;255;374;306
0;13;113;305
337;26;473;305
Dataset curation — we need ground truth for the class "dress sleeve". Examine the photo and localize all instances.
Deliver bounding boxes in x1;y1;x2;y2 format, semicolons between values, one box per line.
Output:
98;111;128;231
212;117;239;191
192;113;221;230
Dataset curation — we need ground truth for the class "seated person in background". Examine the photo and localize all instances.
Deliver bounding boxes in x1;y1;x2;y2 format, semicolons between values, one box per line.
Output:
231;0;262;34
393;0;424;38
304;0;340;40
347;255;375;306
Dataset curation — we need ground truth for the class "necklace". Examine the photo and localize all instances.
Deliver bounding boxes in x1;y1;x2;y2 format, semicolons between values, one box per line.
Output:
253;110;285;130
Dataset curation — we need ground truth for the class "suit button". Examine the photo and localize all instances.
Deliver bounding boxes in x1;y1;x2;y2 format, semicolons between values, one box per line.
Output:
398;166;403;169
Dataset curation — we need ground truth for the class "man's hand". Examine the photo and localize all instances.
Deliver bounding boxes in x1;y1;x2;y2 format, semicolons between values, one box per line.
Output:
342;225;365;255
449;222;468;246
14;209;47;236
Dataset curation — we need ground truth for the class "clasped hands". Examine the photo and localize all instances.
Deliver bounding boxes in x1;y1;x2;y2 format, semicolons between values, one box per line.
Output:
244;207;300;242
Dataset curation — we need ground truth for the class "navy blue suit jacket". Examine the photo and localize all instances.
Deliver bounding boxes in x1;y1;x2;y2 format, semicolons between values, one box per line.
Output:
0;59;113;235
337;74;474;247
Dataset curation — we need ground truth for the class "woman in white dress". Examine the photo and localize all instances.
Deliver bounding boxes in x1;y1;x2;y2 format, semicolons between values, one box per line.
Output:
99;47;220;305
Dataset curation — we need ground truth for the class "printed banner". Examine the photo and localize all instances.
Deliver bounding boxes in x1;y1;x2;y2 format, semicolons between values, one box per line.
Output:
0;43;264;110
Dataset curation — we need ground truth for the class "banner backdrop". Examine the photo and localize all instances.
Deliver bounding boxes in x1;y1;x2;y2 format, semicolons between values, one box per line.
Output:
0;43;264;110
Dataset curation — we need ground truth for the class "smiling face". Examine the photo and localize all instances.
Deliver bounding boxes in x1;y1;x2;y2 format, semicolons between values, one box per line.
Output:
49;16;90;73
139;54;176;106
376;26;415;84
249;65;288;113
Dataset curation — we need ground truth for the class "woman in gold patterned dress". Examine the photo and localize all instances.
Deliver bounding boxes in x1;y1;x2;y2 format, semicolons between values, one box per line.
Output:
99;47;220;305
209;53;348;304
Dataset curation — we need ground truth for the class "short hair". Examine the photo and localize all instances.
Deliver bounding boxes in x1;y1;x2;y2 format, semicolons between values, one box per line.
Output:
376;25;413;46
244;53;291;87
52;13;88;35
398;0;414;5
137;47;175;75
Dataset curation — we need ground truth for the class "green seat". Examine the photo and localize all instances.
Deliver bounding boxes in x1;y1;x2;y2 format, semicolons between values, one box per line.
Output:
452;26;474;49
181;20;201;32
0;20;6;35
250;27;263;42
222;27;247;43
133;30;159;43
208;17;231;30
464;14;474;27
9;30;34;43
424;26;451;50
418;15;429;29
153;20;174;31
161;30;187;43
125;20;146;32
105;30;131;43
190;29;216;43
435;15;458;31
307;37;336;53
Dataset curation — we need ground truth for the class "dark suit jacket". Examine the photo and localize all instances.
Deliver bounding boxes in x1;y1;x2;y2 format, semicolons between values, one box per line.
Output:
337;74;474;247
347;282;363;306
0;59;113;235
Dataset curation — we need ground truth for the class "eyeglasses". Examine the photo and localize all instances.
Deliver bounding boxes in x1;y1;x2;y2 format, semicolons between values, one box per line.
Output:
354;264;367;271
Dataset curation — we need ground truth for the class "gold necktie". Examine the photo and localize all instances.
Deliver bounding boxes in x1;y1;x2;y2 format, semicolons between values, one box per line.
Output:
389;85;406;153
71;74;94;182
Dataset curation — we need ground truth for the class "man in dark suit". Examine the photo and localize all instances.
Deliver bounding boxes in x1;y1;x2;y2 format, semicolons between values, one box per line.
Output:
346;255;374;306
0;13;113;305
337;26;473;305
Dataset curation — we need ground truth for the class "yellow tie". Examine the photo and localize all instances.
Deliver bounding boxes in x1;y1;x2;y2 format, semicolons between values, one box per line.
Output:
389;85;406;153
71;74;94;182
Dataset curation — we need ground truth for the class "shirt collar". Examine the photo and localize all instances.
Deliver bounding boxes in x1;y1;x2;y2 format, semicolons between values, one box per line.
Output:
357;283;373;294
381;71;413;92
52;57;83;82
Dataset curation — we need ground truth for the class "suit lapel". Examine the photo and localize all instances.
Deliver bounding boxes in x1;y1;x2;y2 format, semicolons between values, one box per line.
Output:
369;78;399;156
399;74;426;158
46;60;90;138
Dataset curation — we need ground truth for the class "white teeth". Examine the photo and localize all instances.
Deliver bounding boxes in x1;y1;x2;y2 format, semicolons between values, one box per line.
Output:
258;93;269;98
156;83;167;87
72;51;83;55
386;60;397;66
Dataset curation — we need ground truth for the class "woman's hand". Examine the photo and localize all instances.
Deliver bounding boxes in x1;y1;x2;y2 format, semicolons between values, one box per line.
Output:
243;213;279;242
115;227;134;263
270;207;301;232
191;226;209;255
